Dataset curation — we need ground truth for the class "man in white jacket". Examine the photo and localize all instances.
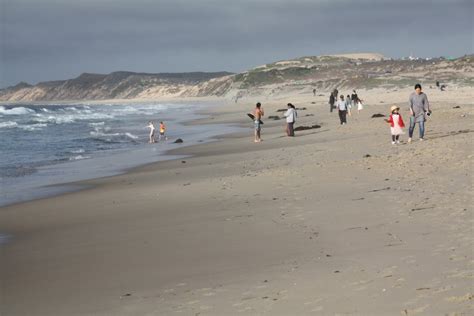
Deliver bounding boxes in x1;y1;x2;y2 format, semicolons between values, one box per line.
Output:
284;103;297;136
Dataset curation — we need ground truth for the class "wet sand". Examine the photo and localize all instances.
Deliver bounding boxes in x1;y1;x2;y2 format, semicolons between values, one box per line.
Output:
1;87;472;315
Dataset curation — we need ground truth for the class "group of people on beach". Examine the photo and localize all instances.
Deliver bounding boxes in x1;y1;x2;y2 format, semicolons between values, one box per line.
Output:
146;121;166;144
251;83;431;145
329;89;364;125
252;102;298;142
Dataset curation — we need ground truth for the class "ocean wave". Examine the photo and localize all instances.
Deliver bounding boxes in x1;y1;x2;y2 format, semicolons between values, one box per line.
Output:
90;131;139;139
69;155;91;161
70;148;85;154
89;121;105;127
0;121;18;128
17;123;48;131
0;106;35;115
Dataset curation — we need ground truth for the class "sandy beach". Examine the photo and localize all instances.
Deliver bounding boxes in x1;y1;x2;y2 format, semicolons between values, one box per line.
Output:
1;87;473;315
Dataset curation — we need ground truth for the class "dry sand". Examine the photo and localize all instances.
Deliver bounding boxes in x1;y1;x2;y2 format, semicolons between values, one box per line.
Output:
1;87;473;315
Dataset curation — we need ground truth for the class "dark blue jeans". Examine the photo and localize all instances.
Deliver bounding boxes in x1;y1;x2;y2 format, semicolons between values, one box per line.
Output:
409;116;425;138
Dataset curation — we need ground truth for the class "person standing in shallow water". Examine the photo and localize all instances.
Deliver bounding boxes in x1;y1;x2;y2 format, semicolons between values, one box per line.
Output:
253;102;264;142
147;121;156;143
408;83;431;142
337;95;348;125
158;121;166;142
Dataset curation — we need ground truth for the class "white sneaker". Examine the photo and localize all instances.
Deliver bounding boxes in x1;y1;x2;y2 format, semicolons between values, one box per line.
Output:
408;138;412;143
396;140;400;144
419;138;424;141
391;141;396;145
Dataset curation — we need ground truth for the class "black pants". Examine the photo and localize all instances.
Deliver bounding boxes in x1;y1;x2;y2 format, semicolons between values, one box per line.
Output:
287;122;294;136
330;103;334;112
338;110;347;124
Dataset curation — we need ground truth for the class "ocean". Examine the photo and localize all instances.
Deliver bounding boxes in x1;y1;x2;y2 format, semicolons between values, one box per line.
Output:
0;102;239;207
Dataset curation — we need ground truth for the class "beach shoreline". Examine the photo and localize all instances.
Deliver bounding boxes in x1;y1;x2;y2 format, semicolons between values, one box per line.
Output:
0;100;245;207
1;88;472;315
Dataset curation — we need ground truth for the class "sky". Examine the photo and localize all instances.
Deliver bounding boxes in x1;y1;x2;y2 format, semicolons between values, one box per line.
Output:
1;0;472;88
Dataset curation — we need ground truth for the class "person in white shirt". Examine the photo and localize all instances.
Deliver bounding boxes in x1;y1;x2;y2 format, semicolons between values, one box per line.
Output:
284;103;297;136
337;95;348;125
147;121;156;143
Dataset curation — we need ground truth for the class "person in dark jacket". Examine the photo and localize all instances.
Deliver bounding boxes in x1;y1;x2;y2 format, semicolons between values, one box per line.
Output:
329;93;335;113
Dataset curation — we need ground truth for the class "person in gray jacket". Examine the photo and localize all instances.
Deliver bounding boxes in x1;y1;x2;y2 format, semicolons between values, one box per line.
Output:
408;83;431;142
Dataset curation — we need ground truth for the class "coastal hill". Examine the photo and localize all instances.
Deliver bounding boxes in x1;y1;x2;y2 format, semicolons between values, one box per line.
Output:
0;71;234;102
1;53;472;102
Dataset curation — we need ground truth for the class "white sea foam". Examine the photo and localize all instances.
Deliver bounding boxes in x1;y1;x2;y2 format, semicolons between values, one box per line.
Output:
90;131;139;140
0;121;18;128
125;132;138;139
0;106;35;115
70;148;85;154
69;155;91;161
89;122;105;127
17;123;48;131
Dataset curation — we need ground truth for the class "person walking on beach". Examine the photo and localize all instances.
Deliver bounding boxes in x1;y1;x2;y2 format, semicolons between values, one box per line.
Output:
253;102;264;142
159;121;166;141
313;88;316;96
147;121;156;143
345;94;352;116
329;93;335;113
284;103;297;137
385;105;405;144
351;90;358;104
408;83;431;142
337;95;348;125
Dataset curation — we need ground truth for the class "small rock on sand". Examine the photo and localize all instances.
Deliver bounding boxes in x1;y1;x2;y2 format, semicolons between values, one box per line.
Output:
174;138;184;143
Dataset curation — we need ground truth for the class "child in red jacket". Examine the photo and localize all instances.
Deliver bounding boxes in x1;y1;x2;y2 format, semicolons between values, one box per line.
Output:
385;106;405;144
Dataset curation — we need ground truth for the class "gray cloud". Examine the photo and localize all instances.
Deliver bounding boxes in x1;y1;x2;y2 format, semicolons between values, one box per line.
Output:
1;0;472;87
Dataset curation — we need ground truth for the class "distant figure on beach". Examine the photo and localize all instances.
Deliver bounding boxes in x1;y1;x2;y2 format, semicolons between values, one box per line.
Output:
284;103;297;137
356;98;364;114
345;94;352;115
351;90;358;103
329;93;335;112
159;121;166;141
147;121;156;143
337;95;348;125
253;102;264;142
408;83;431;142
313;88;316;96
385;106;405;144
333;88;339;99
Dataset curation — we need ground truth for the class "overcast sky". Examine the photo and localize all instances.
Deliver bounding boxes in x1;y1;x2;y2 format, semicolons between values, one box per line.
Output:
1;0;472;88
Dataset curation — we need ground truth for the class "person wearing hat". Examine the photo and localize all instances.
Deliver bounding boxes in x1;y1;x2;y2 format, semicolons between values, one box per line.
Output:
408;83;431;142
385;105;405;144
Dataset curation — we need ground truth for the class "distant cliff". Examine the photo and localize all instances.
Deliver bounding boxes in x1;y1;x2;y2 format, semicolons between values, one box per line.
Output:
1;53;472;102
0;71;234;102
